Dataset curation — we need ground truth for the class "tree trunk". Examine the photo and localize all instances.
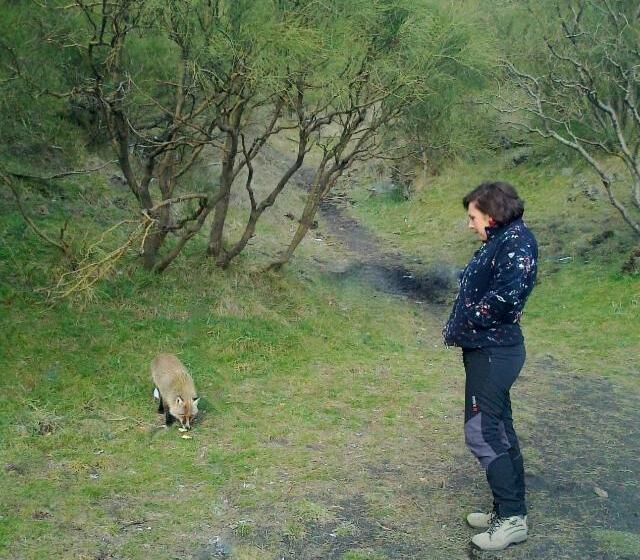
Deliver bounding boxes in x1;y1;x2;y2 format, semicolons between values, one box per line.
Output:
141;190;173;270
269;151;352;270
207;186;231;262
207;111;242;261
269;182;323;270
153;207;212;273
218;141;307;269
141;156;177;269
218;210;260;269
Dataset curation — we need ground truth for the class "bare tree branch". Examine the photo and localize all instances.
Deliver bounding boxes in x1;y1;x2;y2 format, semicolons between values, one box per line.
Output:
6;160;118;184
501;0;640;234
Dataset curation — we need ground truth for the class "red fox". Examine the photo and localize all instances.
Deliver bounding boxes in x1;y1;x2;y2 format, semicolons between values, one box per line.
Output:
151;353;200;430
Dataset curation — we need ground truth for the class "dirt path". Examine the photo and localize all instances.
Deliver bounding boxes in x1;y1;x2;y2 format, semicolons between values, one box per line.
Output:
285;163;457;305
297;179;640;559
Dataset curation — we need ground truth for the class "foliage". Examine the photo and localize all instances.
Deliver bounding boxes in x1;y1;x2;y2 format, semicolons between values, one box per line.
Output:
390;1;497;166
0;4;89;163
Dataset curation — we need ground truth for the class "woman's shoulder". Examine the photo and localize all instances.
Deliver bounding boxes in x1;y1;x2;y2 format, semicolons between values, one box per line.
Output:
500;219;535;239
497;220;538;254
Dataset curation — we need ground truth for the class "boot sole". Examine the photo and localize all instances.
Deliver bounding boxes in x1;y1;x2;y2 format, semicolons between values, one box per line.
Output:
467;522;490;529
471;535;528;551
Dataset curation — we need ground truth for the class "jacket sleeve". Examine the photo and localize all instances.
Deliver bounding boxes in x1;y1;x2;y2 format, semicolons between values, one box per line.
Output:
461;238;535;329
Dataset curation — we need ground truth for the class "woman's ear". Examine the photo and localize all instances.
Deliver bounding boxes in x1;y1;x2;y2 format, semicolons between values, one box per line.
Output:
488;217;497;227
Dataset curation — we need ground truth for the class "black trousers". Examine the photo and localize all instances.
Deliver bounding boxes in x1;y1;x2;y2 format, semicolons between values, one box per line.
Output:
462;344;527;517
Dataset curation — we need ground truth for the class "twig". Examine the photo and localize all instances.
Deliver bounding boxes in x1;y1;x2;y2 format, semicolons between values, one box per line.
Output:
46;217;153;301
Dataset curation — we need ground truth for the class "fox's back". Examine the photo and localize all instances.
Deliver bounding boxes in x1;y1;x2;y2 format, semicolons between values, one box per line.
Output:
151;353;196;397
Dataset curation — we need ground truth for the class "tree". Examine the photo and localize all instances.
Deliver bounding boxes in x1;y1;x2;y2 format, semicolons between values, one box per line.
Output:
393;2;495;176
3;0;319;275
502;0;640;237
270;0;488;268
74;0;312;272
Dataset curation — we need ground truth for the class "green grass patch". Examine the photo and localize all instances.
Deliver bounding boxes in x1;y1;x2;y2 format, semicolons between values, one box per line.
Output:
0;232;447;557
594;529;640;557
2;139;639;558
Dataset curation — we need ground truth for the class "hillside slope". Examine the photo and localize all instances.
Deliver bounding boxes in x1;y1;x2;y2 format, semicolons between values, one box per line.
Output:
1;144;639;559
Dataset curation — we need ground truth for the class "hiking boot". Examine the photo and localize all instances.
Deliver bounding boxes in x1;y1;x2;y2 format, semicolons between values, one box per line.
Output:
467;510;527;529
471;515;528;551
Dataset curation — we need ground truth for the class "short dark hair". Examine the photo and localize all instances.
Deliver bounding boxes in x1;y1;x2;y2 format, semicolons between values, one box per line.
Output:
463;181;524;224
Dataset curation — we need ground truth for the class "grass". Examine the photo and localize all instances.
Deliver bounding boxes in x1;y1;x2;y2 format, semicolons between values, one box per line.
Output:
0;178;456;558
594;530;640;557
0;272;455;558
1;144;639;558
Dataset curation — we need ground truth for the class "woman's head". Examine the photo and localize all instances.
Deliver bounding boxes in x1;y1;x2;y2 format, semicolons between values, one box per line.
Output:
463;181;524;240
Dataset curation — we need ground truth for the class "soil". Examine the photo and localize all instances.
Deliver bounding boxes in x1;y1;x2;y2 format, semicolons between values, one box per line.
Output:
294;164;459;304
319;198;459;305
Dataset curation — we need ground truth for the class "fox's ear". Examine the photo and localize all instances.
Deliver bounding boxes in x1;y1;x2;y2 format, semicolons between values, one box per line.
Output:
176;396;184;406
193;397;201;405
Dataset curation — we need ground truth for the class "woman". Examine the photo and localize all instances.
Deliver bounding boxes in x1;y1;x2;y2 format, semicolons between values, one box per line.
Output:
443;181;538;551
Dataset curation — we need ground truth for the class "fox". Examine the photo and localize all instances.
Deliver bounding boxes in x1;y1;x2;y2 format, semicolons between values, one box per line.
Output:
151;353;200;430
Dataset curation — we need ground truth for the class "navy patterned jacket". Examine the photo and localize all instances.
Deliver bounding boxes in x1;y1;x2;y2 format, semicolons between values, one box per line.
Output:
443;218;538;348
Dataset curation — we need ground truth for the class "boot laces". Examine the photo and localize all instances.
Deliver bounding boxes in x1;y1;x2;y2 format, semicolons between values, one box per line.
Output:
487;515;505;537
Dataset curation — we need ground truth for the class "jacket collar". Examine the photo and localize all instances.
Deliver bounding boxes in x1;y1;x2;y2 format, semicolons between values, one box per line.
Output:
484;217;523;242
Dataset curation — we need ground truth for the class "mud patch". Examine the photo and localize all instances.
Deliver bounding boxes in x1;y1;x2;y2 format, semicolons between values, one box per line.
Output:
333;261;458;303
316;197;458;304
289;164;458;304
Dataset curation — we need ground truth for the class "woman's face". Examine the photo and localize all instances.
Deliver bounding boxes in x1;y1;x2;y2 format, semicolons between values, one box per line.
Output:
467;201;493;241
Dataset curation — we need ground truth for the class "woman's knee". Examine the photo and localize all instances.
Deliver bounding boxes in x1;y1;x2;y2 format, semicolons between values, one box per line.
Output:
465;413;500;468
